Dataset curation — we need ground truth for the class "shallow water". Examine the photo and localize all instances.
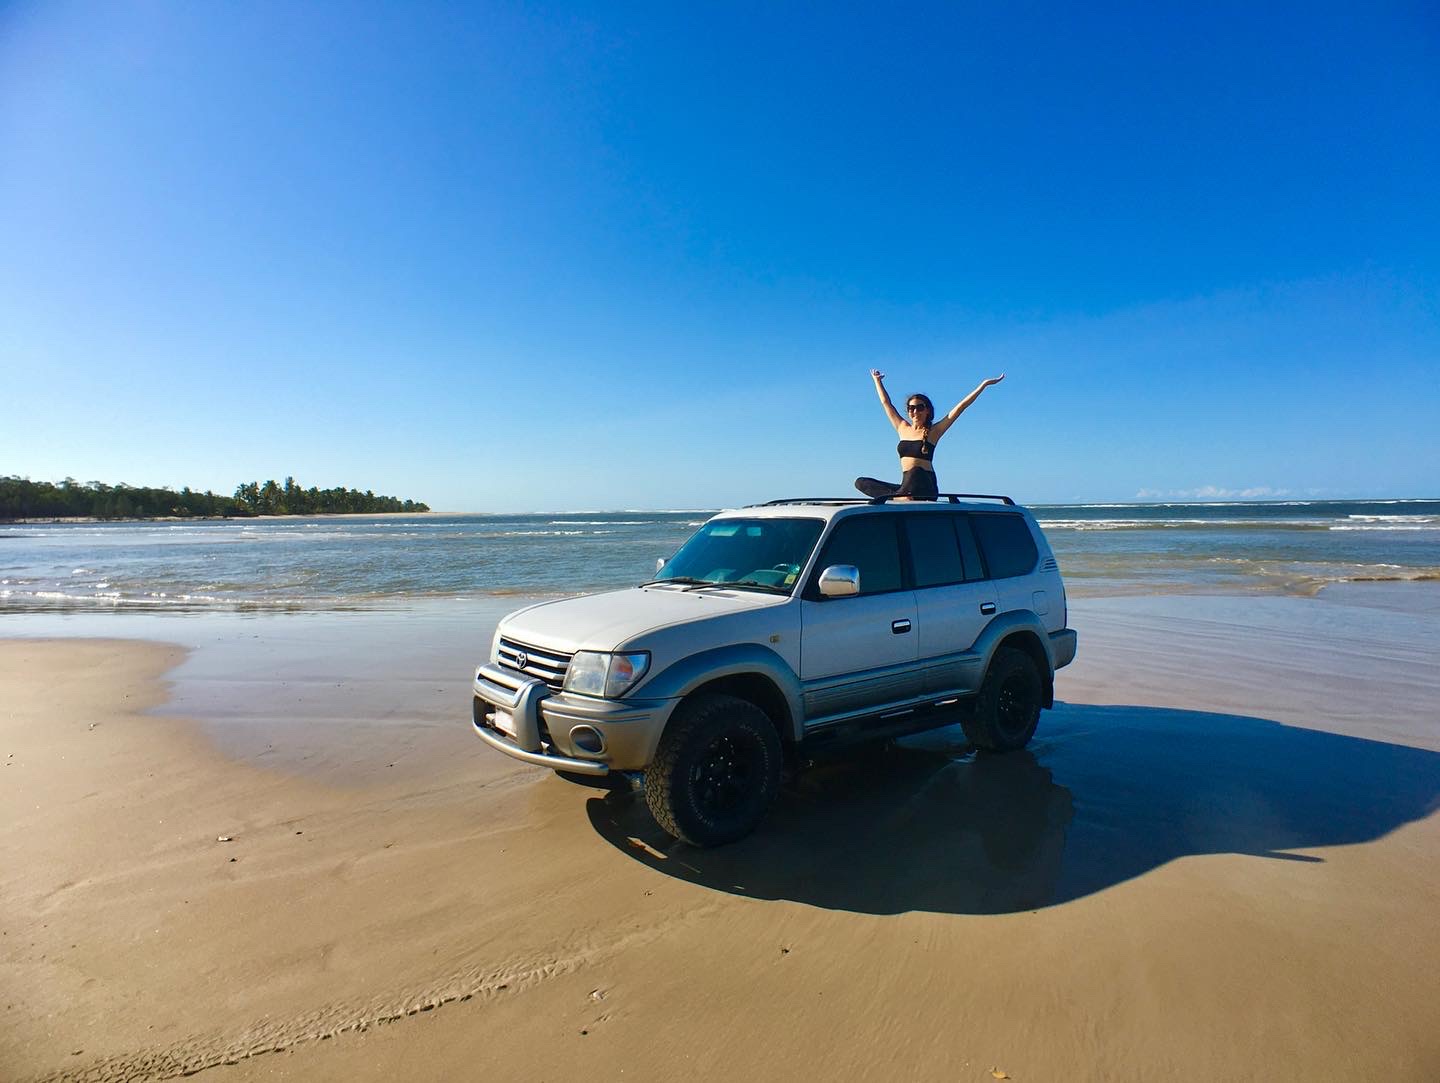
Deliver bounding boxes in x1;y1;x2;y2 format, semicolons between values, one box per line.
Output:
1;499;1436;612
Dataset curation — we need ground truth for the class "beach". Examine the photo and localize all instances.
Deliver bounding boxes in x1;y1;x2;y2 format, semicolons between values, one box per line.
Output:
3;580;1438;1082
8;0;1438;1076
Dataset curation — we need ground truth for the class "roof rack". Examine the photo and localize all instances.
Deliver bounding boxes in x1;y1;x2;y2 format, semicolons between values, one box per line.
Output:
918;492;1016;506
755;493;1015;508
755;497;870;507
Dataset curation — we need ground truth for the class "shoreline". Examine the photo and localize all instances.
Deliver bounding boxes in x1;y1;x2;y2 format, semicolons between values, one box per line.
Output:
3;586;1439;1080
0;512;442;525
3;573;1437;617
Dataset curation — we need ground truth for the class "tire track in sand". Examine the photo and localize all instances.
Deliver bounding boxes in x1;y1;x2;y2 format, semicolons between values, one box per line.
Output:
29;902;720;1083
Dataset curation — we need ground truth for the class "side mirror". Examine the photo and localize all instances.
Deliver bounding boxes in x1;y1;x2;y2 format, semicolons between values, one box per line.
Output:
818;564;860;597
656;557;667;573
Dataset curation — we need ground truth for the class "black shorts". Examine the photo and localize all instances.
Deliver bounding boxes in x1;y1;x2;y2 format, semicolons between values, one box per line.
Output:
854;469;939;500
897;467;939;499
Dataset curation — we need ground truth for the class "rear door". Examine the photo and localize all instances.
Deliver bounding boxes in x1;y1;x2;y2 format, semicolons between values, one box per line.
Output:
799;513;918;722
903;512;997;695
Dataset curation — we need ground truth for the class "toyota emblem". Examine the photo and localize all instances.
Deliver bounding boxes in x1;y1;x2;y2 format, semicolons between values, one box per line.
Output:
514;651;528;670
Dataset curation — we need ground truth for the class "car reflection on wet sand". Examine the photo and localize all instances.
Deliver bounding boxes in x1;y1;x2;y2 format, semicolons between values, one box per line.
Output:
586;702;1440;916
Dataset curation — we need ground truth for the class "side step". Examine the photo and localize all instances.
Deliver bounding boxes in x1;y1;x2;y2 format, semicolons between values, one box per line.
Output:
798;696;975;757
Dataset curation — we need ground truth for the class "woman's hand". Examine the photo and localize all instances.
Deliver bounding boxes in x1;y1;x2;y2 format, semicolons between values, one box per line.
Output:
871;369;886;383
984;374;1006;387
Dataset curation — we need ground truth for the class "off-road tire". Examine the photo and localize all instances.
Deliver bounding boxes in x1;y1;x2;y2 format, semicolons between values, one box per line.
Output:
963;646;1043;752
644;694;782;847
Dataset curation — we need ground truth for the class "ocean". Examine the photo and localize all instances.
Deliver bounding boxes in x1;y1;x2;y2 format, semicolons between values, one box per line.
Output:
1;499;1437;612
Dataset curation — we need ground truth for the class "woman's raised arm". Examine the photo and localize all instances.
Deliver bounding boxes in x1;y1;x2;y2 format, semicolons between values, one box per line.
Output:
870;369;905;430
929;374;1005;441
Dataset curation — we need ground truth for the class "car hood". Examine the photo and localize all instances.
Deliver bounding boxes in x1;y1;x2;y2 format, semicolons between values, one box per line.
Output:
500;585;787;654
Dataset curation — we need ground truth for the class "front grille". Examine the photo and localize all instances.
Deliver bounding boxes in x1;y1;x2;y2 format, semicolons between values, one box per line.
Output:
497;637;572;691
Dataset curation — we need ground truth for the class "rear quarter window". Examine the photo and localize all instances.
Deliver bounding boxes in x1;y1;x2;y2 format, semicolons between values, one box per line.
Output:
970;513;1040;579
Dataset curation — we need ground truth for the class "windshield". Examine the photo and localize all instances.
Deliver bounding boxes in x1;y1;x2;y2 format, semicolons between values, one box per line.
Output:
652;517;825;594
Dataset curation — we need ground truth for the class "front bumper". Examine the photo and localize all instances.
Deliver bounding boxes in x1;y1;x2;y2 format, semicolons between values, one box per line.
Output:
471;721;611;775
471;662;676;773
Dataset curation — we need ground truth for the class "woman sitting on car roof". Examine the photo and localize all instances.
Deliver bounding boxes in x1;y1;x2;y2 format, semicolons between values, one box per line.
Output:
855;369;1006;501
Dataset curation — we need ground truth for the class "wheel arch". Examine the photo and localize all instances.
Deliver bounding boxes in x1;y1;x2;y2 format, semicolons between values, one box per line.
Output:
639;643;804;744
680;674;796;750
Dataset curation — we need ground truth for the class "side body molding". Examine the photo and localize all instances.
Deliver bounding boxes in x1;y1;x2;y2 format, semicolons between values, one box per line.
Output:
636;643;805;743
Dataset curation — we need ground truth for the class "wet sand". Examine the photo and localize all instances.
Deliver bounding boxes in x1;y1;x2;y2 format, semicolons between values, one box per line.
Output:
2;586;1438;1081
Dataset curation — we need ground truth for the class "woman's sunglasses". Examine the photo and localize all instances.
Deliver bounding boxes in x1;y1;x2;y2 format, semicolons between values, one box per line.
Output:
907;403;927;413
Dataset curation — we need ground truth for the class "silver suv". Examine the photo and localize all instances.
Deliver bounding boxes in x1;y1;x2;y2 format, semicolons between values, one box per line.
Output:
471;495;1077;846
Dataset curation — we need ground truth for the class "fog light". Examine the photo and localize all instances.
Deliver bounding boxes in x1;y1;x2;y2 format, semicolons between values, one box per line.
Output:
570;725;605;755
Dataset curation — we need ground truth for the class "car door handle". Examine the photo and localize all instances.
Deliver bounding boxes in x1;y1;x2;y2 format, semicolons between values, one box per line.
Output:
980;603;997;615
891;619;912;634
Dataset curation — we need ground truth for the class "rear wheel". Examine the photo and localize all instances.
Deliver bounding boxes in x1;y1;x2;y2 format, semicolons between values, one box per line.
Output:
963;647;1043;752
644;694;782;846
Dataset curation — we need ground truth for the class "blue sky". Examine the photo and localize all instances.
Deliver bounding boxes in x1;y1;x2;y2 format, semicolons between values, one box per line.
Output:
2;2;1436;511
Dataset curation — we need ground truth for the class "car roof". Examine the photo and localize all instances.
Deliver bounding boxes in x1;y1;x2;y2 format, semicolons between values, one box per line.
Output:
712;497;1030;524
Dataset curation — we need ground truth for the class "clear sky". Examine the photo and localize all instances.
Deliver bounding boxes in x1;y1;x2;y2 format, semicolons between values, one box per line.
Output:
2;2;1437;512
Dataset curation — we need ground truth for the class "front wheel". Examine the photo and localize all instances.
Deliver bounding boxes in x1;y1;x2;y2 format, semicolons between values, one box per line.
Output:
963;647;1043;752
644;694;782;847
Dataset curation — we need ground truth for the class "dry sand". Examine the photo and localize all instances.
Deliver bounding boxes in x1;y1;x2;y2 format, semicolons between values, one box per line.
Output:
2;586;1438;1082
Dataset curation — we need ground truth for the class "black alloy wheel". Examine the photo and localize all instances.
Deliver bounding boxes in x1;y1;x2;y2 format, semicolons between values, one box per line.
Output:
691;731;762;817
995;666;1043;744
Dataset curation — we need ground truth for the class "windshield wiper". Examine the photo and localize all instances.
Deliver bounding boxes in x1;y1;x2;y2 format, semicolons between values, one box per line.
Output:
644;576;790;595
683;579;790;595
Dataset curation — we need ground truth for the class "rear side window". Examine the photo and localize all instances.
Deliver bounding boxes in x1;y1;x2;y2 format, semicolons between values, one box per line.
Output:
905;515;967;588
814;515;903;595
970;513;1040;579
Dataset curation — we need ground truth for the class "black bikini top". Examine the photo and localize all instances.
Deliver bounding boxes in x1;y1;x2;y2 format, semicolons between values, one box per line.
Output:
897;438;934;462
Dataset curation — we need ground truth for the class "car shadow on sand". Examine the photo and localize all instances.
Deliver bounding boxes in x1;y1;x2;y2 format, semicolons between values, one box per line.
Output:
584;702;1440;915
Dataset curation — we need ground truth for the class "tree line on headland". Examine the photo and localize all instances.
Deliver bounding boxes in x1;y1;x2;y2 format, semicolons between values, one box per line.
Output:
0;476;429;520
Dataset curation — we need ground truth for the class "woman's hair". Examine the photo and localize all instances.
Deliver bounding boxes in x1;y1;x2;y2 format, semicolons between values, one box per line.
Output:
907;392;935;431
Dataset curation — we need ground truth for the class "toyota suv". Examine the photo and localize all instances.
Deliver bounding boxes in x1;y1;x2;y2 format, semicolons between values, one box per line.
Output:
471;494;1076;846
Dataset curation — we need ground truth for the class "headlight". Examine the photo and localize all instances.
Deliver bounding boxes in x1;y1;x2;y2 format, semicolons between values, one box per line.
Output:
564;651;650;698
489;627;503;664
